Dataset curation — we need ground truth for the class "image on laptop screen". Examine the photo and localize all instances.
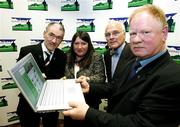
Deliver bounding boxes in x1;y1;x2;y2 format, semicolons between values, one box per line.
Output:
9;53;45;110
9;53;85;112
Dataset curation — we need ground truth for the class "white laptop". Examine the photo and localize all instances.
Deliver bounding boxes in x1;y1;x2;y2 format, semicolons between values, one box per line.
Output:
8;53;85;112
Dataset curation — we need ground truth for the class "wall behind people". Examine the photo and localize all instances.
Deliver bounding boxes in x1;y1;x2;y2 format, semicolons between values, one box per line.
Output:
0;0;179;126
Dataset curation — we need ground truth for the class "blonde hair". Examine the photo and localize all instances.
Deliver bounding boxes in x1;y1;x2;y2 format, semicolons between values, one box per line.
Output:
129;4;167;28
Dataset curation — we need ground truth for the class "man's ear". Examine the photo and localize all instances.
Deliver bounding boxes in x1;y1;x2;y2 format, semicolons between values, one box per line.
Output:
43;31;46;38
162;25;168;42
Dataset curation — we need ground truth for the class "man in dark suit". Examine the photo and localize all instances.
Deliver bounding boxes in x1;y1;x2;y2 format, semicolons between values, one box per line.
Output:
103;20;135;111
17;22;67;127
63;5;180;127
104;20;135;83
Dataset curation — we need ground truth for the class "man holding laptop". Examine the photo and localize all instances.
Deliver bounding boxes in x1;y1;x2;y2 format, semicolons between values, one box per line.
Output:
16;22;66;127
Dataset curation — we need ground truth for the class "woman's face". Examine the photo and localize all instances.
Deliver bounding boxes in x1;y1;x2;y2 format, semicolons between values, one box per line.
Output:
73;37;88;58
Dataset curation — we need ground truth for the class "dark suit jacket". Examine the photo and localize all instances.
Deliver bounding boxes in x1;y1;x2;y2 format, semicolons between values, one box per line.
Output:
104;42;135;83
86;51;180;127
104;42;135;111
17;42;66;113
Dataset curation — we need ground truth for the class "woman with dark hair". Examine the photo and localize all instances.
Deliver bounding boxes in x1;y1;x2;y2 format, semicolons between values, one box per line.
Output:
64;31;106;127
65;31;105;83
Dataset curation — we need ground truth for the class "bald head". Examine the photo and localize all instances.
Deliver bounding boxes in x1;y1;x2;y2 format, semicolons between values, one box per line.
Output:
105;20;125;32
105;20;126;49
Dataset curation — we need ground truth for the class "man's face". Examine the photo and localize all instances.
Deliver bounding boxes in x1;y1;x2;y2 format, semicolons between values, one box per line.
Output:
105;23;125;49
129;12;168;59
43;24;64;52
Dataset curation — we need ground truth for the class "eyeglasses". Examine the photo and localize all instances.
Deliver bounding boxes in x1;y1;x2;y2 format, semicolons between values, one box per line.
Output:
48;33;63;41
105;30;122;38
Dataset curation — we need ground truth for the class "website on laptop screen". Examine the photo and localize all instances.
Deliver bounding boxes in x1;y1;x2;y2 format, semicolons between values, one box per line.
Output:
10;53;45;108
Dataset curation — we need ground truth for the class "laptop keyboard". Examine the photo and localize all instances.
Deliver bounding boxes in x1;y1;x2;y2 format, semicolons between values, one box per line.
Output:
41;80;64;106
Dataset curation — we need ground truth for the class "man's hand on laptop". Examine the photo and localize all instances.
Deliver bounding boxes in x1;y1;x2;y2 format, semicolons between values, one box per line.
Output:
42;73;47;79
76;76;90;93
63;101;89;120
60;76;66;80
77;75;90;81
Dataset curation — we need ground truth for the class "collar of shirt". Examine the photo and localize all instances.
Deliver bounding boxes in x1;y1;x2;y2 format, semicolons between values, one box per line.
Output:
112;42;126;58
111;42;126;77
137;49;167;72
41;42;54;60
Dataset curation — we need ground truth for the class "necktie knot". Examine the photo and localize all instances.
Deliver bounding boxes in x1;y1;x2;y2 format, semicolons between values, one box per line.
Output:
134;60;141;71
129;60;141;79
110;49;118;56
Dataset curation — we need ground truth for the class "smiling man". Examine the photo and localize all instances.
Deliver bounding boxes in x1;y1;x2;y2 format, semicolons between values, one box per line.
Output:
104;20;135;84
17;22;67;127
103;20;135;112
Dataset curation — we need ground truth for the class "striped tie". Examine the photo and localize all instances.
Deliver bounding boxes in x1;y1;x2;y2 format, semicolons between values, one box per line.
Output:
44;51;51;66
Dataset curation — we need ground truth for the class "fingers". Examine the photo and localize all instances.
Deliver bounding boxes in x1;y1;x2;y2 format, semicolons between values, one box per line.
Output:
63;101;79;117
68;101;78;108
60;76;66;80
42;73;47;79
78;75;86;79
63;108;73;116
78;76;90;81
62;101;89;120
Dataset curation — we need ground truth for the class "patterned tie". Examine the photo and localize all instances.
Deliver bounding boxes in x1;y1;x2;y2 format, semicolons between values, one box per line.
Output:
129;60;141;79
44;51;51;66
110;49;118;56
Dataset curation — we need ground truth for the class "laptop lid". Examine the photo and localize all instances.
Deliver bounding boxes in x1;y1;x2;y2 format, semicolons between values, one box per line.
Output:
8;53;45;112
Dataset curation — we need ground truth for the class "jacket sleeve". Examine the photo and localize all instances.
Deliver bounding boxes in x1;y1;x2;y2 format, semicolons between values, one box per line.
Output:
88;53;106;83
85;77;180;127
85;107;154;127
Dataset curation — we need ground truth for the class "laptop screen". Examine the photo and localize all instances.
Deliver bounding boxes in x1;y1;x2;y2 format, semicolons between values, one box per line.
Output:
9;53;45;109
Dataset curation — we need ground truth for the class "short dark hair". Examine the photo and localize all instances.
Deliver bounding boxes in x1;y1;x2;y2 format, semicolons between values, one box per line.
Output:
45;22;65;33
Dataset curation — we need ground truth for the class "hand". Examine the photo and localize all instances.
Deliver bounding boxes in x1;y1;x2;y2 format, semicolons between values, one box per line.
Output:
78;75;90;81
76;76;90;93
60;76;66;80
42;73;47;79
63;101;89;120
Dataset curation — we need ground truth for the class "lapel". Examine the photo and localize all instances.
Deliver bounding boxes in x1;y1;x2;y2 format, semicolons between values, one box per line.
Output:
113;43;135;79
104;49;112;80
32;43;44;68
50;49;56;64
112;51;171;98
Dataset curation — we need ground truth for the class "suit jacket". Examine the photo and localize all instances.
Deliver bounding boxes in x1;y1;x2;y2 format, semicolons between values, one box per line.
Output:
86;51;180;127
17;42;66;79
104;42;135;111
104;42;135;83
17;42;67;113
